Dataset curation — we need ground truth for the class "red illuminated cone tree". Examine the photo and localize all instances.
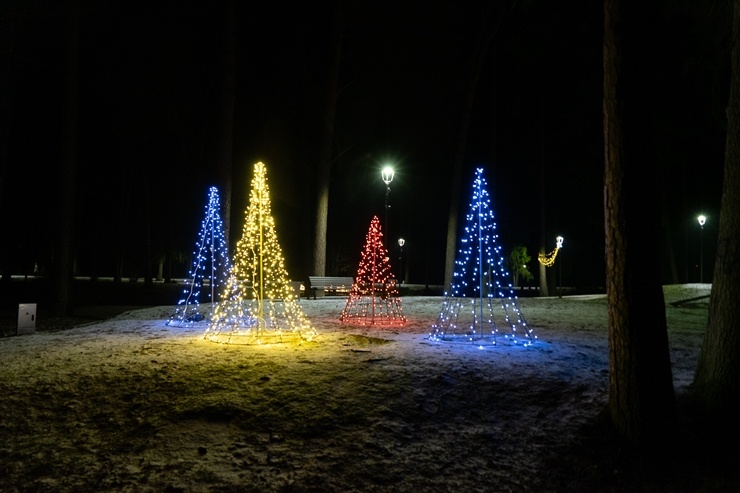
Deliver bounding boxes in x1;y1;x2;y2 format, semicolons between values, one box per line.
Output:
341;216;406;326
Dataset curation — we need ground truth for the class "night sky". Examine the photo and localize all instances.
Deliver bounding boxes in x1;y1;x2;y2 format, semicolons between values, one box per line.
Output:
1;0;727;291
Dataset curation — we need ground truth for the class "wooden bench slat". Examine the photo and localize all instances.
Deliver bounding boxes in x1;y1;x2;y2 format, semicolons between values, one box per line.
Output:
306;276;354;299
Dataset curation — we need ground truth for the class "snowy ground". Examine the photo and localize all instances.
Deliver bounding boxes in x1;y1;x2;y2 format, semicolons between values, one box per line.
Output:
0;284;735;492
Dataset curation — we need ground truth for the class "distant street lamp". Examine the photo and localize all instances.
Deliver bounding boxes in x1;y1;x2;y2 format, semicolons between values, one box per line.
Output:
556;236;564;298
397;238;405;284
382;166;394;237
698;215;706;283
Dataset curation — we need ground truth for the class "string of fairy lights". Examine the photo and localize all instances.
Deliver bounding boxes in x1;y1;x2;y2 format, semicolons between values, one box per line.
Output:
537;235;563;267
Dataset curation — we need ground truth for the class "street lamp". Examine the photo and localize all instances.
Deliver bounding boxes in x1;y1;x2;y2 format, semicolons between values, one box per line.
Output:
698;215;706;283
381;166;394;236
397;238;405;284
556;236;564;298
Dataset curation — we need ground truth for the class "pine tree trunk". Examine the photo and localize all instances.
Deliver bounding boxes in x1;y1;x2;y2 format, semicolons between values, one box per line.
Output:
538;128;550;297
693;0;740;432
0;3;14;282
53;0;80;316
312;2;343;277
603;0;675;445
444;5;507;289
217;0;236;249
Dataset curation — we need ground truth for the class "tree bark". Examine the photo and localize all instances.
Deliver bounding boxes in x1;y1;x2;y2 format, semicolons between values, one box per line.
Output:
444;4;510;290
312;0;343;277
539;129;549;297
603;0;675;445
693;0;740;434
216;0;236;251
53;0;80;316
0;1;15;282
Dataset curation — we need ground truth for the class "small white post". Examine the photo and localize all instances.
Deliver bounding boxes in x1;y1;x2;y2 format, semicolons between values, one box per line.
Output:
17;303;37;335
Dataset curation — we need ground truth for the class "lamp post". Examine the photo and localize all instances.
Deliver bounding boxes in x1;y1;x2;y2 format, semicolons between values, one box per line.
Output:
382;166;394;238
397;238;405;284
556;236;564;298
697;214;706;283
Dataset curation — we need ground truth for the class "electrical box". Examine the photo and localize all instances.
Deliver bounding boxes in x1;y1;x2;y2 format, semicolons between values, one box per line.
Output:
17;303;37;335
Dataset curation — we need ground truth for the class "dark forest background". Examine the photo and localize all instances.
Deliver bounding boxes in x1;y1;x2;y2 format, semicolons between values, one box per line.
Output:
0;0;727;297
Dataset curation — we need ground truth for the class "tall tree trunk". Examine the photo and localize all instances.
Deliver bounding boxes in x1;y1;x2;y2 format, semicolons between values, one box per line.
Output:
444;77;476;290
538;101;549;297
603;0;675;445
114;180;126;283
693;0;740;435
217;0;236;250
444;4;511;289
0;1;15;282
144;180;153;284
312;0;343;277
53;0;79;316
660;176;680;284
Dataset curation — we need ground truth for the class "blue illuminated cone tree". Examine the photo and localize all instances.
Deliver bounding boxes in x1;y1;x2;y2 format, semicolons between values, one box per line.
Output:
341;216;406;326
429;168;535;346
167;186;230;326
204;162;316;344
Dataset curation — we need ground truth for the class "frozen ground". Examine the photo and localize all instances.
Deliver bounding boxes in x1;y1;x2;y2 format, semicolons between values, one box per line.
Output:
0;284;736;492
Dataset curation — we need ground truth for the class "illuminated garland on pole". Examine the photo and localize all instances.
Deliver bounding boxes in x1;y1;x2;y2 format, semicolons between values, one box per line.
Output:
340;216;406;326
167;186;230;327
204;162;316;344
429;168;535;347
537;236;563;267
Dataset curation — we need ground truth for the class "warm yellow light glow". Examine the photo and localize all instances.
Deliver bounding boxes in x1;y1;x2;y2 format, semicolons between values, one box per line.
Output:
538;236;563;267
204;162;316;344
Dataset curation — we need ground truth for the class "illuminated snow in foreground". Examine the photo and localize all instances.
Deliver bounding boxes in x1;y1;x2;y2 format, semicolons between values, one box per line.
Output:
0;286;715;492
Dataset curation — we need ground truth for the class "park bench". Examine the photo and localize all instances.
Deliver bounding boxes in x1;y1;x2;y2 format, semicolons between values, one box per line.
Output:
306;276;354;299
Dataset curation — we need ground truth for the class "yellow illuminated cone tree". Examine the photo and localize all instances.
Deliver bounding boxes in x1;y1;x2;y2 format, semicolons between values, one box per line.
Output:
204;162;316;344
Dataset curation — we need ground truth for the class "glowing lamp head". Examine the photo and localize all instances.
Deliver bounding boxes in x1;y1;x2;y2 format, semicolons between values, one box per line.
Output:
698;215;706;227
381;166;394;186
398;238;405;247
556;236;564;249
